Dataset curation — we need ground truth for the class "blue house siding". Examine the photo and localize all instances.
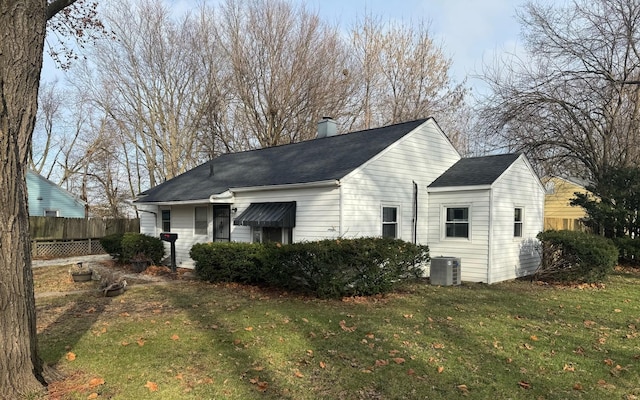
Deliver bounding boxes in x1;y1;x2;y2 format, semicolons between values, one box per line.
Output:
27;171;86;218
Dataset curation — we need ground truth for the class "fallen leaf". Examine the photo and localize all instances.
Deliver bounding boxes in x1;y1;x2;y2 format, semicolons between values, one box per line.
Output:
407;368;415;375
392;357;405;364
144;381;158;392
256;381;268;392
319;361;326;369
294;370;304;378
301;318;309;323
573;383;583;391
457;384;469;394
437;366;444;373
614;309;622;313
88;378;105;387
245;326;253;331
530;335;539;341
339;320;356;332
403;314;413;319
604;358;614;366
137;339;145;347
375;359;389;367
87;393;98;399
119;312;130;317
66;352;76;361
432;343;445;349
175;373;183;380
518;381;531;389
171;334;180;341
563;364;575;372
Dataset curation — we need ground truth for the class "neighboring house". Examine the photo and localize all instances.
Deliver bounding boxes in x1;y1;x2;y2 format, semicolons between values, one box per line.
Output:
541;176;590;231
135;118;545;283
27;170;86;218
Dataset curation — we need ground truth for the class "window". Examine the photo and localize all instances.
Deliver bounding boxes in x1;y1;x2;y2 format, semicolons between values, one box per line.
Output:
44;209;59;217
194;206;208;235
514;208;523;237
252;227;292;244
382;206;398;238
161;209;171;232
445;207;469;238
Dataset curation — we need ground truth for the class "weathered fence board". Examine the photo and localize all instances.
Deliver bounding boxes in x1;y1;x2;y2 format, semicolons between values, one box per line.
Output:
29;217;139;240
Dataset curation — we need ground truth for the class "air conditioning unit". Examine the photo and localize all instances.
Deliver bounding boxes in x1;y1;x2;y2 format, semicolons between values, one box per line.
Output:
430;257;461;286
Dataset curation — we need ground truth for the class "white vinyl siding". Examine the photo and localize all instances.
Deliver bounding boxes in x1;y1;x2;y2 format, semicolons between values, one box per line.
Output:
341;120;460;242
427;190;491;283
488;157;544;283
232;186;341;244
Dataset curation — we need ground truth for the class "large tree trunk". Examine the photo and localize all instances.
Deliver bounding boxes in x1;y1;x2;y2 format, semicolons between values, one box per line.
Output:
0;0;48;397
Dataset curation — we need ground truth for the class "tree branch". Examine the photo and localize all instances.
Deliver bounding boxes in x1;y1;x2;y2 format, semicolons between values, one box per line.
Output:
46;0;78;21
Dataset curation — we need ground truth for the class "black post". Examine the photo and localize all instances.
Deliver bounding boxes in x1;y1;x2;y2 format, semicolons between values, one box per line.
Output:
170;240;176;272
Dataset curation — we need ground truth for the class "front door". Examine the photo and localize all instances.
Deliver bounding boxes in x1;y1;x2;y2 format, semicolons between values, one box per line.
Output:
213;205;230;242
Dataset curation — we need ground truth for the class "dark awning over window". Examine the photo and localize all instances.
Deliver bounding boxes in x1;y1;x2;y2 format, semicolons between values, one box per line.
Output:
233;202;296;228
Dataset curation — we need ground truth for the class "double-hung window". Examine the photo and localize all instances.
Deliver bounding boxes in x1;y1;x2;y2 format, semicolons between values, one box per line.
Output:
161;209;171;232
445;207;469;238
514;208;523;237
194;206;208;235
382;206;398;239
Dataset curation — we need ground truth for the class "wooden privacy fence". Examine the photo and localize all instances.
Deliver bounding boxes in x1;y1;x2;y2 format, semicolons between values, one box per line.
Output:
30;216;139;240
30;217;139;258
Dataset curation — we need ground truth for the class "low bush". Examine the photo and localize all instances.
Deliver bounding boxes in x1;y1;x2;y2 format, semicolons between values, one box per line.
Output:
536;230;618;283
120;233;165;265
613;237;640;265
190;242;265;283
191;238;429;298
100;233;124;260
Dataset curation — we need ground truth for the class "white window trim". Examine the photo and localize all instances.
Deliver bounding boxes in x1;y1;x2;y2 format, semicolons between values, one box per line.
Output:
442;205;471;241
194;206;209;236
514;206;524;239
381;203;400;239
160;208;171;233
44;209;59;217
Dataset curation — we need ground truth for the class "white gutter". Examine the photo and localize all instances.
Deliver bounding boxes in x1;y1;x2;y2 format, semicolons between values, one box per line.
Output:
135;199;213;206
209;190;234;203
229;179;341;193
427;184;492;193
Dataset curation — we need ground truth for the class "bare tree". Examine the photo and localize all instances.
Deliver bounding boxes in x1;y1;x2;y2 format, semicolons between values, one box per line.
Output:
347;15;468;139
477;0;640;182
216;0;355;148
72;0;221;187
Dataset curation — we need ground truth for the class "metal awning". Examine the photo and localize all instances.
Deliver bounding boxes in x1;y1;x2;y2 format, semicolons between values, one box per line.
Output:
233;202;296;228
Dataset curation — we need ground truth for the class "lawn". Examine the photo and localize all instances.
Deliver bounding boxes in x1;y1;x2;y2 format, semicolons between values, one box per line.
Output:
35;265;640;399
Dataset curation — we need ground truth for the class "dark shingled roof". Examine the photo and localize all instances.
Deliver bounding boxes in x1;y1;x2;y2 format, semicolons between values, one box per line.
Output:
428;153;521;188
136;119;428;203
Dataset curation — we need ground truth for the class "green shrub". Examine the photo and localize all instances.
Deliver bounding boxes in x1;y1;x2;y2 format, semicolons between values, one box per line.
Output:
536;230;618;283
613;237;640;265
120;233;165;265
190;238;428;298
100;233;124;260
190;242;266;283
260;238;429;298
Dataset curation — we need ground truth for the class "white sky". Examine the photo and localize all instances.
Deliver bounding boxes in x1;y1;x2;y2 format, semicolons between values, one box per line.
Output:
42;0;529;94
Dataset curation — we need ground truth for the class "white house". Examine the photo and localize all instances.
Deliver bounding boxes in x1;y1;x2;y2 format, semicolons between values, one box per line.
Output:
134;118;545;283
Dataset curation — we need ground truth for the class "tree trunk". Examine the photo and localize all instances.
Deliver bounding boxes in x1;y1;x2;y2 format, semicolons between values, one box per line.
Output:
0;0;48;397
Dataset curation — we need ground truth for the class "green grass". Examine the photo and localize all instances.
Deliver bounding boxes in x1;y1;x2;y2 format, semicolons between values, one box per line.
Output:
36;272;640;399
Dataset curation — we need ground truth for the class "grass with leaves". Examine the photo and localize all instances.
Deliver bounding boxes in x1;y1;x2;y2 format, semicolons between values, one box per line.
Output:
35;265;640;399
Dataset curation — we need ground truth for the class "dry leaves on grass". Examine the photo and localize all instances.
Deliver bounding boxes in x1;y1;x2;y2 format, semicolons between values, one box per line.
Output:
144;381;159;392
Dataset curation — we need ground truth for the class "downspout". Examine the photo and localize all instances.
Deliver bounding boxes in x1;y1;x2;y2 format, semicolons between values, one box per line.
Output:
412;181;418;244
339;183;344;237
487;188;494;284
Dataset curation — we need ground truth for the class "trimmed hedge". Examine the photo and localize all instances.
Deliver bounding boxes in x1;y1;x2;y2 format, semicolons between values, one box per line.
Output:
120;233;165;265
536;230;618;283
190;242;264;283
100;233;124;260
190;238;429;298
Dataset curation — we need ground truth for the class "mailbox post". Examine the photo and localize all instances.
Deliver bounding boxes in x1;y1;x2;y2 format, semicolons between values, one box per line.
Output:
159;233;178;272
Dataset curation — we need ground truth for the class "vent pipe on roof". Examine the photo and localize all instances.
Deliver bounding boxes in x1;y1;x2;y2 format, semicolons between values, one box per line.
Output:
317;117;337;138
